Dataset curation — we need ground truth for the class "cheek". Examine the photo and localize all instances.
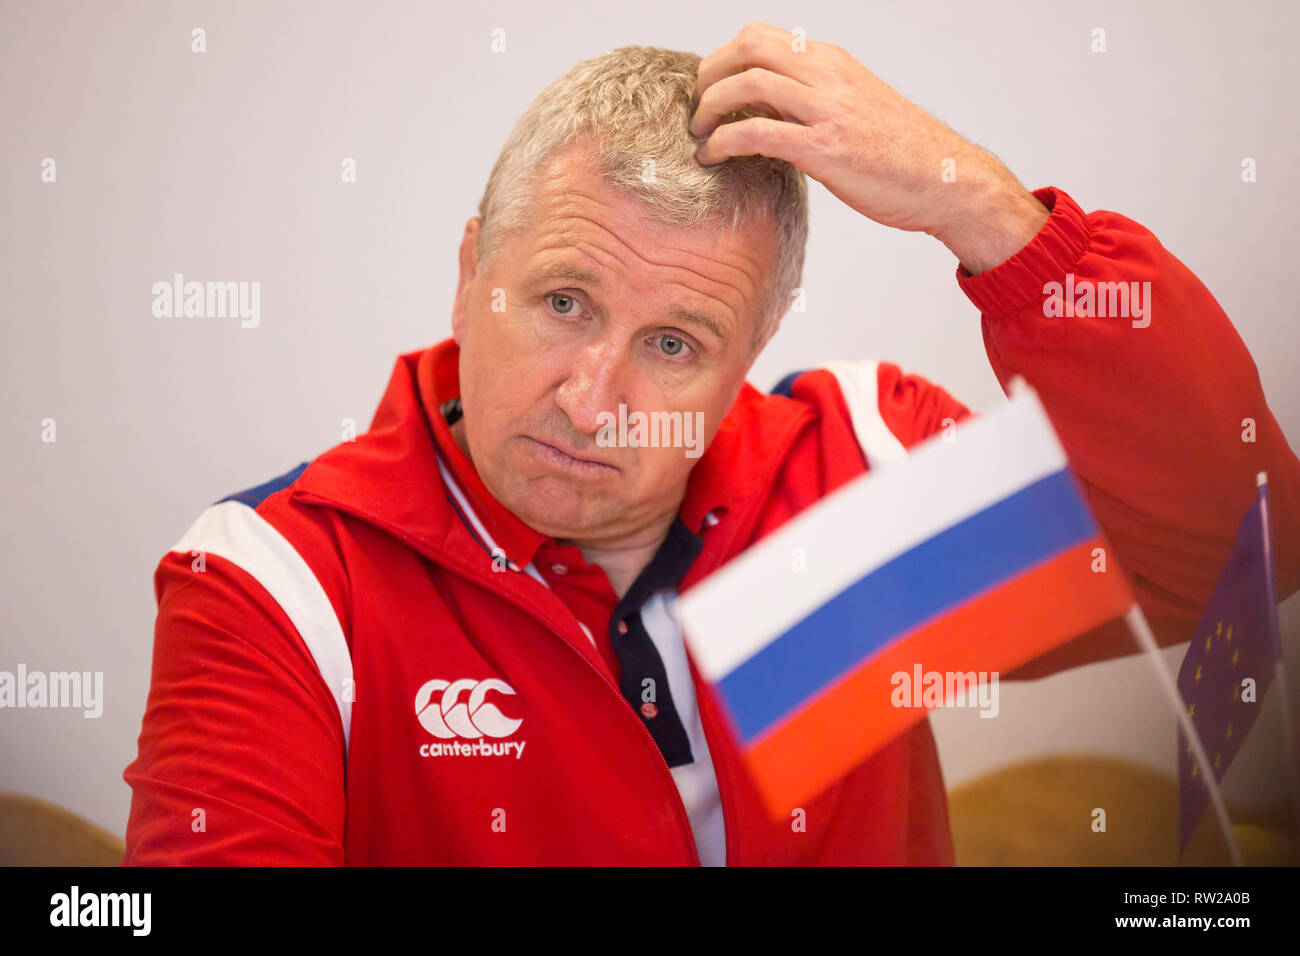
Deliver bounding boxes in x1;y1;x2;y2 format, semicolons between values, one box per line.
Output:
479;300;577;377
460;336;564;454
665;384;735;440
462;309;546;396
636;446;696;490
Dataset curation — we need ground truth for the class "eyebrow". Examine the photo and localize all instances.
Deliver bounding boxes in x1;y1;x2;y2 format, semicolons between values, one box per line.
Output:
524;263;731;344
668;307;728;344
528;264;604;288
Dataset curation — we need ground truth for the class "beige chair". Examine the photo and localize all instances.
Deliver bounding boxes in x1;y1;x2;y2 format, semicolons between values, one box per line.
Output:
0;792;124;866
6;767;1294;866
948;755;1299;866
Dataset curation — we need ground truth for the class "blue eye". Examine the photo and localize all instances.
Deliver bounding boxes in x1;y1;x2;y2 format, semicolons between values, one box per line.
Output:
658;334;686;357
547;293;579;315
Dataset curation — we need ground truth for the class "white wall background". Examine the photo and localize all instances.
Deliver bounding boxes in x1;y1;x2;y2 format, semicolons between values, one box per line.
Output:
2;0;1297;839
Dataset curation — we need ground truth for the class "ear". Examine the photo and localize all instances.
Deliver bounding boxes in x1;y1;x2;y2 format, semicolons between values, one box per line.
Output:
451;217;482;346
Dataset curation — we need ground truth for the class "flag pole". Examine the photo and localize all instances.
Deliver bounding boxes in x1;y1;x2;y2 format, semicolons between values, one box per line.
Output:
1122;603;1244;866
1008;372;1241;861
1258;471;1300;840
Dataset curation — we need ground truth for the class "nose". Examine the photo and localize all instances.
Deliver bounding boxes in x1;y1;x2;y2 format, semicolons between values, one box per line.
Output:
554;338;626;436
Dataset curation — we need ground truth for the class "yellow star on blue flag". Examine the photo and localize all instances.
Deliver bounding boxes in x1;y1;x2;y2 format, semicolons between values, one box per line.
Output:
1177;480;1283;854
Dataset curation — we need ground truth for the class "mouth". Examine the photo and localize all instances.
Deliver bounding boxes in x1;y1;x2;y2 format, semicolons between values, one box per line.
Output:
522;436;620;477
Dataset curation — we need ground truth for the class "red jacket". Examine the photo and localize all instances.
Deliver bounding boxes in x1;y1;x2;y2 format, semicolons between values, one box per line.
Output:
122;187;1300;864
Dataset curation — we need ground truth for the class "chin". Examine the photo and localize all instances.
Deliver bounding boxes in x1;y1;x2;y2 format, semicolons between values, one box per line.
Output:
510;474;602;538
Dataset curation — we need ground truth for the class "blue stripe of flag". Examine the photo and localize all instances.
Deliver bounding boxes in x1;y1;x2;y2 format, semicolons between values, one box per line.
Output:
717;468;1099;744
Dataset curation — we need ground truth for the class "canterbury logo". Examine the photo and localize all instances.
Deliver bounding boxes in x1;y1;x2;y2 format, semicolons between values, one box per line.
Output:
414;678;523;739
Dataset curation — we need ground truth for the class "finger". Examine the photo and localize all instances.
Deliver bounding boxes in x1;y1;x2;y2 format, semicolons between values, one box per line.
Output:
690;67;821;139
694;116;810;167
696;22;828;100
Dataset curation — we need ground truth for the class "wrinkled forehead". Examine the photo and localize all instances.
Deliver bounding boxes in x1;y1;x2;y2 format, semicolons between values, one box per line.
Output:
507;145;778;341
529;139;766;237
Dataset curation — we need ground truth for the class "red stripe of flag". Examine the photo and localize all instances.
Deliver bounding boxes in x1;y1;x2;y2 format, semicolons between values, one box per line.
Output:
738;535;1133;816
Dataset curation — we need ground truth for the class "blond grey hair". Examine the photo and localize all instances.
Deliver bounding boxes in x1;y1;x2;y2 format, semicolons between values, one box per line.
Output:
475;45;808;351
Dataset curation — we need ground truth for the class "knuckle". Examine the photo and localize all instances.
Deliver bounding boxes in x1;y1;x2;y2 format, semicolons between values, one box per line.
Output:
741;67;768;94
779;119;805;148
821;113;850;151
737;24;765;54
728;121;755;154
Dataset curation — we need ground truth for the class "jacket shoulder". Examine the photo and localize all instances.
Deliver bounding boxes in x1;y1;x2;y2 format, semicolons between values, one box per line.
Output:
770;361;973;467
157;460;356;732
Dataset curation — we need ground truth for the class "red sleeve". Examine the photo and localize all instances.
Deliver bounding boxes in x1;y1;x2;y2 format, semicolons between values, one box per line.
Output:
951;186;1300;678
121;551;346;865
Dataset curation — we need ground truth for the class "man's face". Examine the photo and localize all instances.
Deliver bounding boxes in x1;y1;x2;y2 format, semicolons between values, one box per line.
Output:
451;143;778;548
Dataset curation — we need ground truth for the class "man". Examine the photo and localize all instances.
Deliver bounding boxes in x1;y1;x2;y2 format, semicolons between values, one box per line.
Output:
123;25;1300;865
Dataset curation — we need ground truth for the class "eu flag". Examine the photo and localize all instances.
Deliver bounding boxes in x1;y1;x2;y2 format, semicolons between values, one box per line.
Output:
1177;478;1283;854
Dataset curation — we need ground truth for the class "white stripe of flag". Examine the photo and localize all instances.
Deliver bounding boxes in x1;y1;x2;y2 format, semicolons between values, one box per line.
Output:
679;385;1069;683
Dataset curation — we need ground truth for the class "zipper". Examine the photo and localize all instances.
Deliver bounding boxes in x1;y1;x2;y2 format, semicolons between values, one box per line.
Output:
443;561;703;865
294;490;702;865
545;614;702;867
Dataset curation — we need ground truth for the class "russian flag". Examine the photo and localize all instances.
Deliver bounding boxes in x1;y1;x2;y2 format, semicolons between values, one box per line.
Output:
678;381;1135;816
